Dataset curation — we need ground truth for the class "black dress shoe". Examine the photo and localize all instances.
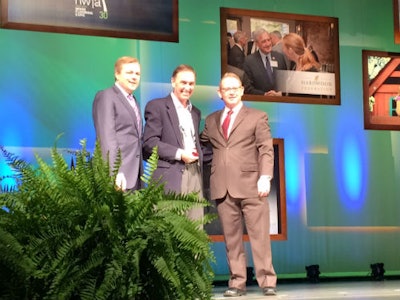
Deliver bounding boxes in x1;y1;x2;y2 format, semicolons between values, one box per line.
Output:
223;287;246;297
262;287;277;296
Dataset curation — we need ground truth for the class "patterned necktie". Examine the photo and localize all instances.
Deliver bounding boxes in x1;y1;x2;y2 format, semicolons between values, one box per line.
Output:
127;94;141;131
222;110;233;140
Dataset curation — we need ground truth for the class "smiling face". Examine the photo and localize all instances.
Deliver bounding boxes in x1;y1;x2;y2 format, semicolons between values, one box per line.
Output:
171;70;196;105
256;31;273;55
218;74;244;109
115;61;141;94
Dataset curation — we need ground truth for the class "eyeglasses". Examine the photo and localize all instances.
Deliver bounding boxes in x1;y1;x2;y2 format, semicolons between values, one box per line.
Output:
220;86;243;93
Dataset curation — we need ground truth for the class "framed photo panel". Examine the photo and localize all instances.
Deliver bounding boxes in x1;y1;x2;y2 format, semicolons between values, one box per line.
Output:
0;0;178;42
204;138;287;242
362;50;400;130
221;7;340;105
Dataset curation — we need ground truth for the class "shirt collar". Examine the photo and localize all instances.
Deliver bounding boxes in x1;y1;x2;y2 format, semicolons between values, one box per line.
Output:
235;43;244;51
224;102;243;115
259;50;271;61
171;92;192;112
115;82;130;98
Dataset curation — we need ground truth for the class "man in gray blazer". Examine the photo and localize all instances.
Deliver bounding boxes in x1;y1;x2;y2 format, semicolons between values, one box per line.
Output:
243;28;287;96
143;65;203;221
92;56;143;191
200;72;277;297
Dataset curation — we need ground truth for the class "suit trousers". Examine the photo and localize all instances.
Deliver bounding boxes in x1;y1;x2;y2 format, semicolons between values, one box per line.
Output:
217;193;276;290
181;162;204;223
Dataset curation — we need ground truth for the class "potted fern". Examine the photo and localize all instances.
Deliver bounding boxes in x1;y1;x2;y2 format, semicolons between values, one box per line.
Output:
0;140;215;299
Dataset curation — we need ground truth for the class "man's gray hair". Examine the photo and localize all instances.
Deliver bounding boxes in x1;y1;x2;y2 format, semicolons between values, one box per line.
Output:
253;28;269;42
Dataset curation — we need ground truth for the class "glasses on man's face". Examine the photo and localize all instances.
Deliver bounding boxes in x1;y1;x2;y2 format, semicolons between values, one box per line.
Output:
220;86;243;93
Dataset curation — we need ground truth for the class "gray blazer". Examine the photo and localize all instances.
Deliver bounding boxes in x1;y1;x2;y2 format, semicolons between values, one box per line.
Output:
92;85;143;189
142;94;203;193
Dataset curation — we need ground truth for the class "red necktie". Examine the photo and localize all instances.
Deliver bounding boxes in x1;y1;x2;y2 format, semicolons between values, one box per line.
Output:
222;110;233;139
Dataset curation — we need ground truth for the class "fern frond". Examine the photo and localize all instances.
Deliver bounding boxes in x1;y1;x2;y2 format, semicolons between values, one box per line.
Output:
0;141;215;299
140;146;159;185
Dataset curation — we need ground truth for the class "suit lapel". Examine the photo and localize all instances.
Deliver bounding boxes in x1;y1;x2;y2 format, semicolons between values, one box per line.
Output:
230;106;248;137
215;110;225;140
113;85;141;133
113;85;130;111
255;51;266;74
165;96;184;148
191;109;199;134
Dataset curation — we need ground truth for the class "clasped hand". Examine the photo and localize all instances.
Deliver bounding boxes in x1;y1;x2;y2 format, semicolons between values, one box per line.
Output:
181;150;199;164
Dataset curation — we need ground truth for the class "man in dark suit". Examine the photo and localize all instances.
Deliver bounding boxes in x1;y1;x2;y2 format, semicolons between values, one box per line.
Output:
92;56;143;191
143;65;204;221
228;31;248;69
200;72;277;297
243;28;287;96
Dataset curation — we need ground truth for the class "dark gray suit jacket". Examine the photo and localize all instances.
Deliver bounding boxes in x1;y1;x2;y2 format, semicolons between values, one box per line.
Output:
243;50;287;95
142;94;203;193
228;44;245;69
92;85;143;189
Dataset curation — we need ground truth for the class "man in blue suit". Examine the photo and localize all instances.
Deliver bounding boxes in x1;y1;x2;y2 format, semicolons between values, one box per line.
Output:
243;28;287;96
143;65;204;221
92;56;143;191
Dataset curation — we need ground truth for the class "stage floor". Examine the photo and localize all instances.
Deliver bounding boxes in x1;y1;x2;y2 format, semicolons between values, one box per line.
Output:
212;279;400;299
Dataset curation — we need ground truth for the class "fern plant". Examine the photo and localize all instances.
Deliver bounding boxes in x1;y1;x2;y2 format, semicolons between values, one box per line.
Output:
0;141;215;299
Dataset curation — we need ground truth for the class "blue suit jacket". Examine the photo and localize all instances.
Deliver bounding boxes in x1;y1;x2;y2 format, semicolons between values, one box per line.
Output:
92;85;143;189
142;94;203;193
